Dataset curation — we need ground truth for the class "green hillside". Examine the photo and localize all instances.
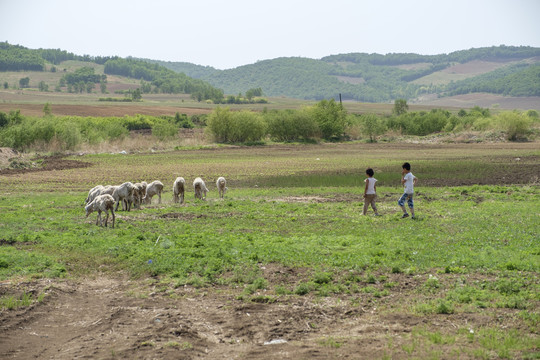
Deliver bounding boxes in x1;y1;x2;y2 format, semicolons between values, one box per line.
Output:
148;46;540;102
0;42;223;101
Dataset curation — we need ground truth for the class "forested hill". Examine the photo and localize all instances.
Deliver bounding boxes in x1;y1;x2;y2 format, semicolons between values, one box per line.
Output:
0;42;223;101
146;46;540;102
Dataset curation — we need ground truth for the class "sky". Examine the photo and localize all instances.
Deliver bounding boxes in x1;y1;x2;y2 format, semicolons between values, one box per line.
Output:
1;0;539;70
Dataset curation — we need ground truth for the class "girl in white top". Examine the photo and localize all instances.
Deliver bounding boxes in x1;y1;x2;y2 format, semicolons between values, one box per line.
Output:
363;168;380;216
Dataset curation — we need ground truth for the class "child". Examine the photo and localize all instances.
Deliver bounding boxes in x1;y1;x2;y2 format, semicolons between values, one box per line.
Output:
398;162;417;219
363;168;380;216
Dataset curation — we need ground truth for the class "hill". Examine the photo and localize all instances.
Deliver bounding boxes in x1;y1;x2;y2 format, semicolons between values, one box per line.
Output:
146;46;540;103
0;42;223;102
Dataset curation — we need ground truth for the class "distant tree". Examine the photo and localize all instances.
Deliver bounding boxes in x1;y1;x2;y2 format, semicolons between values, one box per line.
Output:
38;81;48;92
50;66;57;73
246;87;263;100
100;80;107;94
131;88;142;101
361;114;386;142
43;102;52;116
393;99;408;115
310;99;348;140
140;80;151;93
3;82;8;89
19;77;30;88
86;82;94;93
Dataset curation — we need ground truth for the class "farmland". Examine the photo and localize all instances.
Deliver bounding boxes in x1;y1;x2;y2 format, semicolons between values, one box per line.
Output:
0;142;539;359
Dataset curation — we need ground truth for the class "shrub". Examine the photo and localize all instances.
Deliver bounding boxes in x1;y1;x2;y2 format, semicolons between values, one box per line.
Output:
496;111;532;141
152;119;178;141
206;107;266;143
360;113;386;142
265;109;318;142
309;99;348;140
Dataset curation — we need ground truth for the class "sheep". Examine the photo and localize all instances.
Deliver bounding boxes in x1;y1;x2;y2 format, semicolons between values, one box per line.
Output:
127;186;141;210
85;194;115;228
133;182;147;207
193;177;209;200
216;177;228;199
173;177;186;204
85;185;105;204
143;180;164;204
112;182;135;211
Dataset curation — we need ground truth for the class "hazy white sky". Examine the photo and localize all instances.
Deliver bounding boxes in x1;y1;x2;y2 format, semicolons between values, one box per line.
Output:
1;0;539;69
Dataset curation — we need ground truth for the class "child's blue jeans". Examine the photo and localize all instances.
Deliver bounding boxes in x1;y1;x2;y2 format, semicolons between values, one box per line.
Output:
398;193;414;208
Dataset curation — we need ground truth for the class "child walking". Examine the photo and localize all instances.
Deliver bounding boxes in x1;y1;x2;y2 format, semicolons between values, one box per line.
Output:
363;168;380;216
398;162;417;219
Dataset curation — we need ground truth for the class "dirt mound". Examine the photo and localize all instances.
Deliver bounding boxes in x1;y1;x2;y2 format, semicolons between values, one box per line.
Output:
0;155;92;176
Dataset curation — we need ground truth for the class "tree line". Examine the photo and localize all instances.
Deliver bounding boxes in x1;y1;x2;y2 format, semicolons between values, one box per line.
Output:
156;46;540;102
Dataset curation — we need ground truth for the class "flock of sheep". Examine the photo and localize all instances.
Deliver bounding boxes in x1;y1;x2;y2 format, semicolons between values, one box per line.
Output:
84;176;228;228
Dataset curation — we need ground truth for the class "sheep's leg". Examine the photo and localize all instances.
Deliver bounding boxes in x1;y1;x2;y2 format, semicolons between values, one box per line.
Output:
158;192;162;204
180;192;184;204
110;207;115;228
96;210;102;226
104;210;109;227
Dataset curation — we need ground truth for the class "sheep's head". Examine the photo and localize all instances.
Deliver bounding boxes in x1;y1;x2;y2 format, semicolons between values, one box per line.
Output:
85;203;94;217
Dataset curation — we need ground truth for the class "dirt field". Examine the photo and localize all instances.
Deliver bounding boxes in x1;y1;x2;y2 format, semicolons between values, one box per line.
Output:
0;103;211;118
0;268;525;360
414;93;540;111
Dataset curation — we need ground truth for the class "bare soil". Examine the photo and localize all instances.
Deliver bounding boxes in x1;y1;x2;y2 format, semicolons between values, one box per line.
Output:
0;271;526;360
415;93;540;111
0;154;92;176
0;104;211;117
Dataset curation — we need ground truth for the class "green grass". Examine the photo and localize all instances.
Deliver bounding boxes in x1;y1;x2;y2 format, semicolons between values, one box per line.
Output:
0;143;538;357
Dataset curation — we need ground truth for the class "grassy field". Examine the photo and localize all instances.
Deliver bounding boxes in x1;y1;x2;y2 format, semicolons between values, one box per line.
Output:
0;142;539;358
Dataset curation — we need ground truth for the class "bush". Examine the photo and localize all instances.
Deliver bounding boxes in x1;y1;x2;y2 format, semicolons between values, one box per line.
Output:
265;108;318;142
496;111;532;141
360;114;386;142
309;99;348;140
206;107;267;143
152;119;178;141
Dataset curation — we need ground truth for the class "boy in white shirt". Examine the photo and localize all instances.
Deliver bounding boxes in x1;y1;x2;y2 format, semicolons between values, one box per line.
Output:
398;162;417;219
363;168;380;216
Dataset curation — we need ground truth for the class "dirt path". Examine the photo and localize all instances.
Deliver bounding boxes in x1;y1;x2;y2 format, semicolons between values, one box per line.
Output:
0;274;520;359
1;277;361;359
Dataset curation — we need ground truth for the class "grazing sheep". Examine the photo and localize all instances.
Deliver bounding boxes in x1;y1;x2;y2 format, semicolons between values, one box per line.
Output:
85;185;105;204
85;194;115;228
133;182;147;207
173;177;186;204
127;186;141;210
193;177;209;200
216;177;228;199
143;180;164;204
113;182;135;211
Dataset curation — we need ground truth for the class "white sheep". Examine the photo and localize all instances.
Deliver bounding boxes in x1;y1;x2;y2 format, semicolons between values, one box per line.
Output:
85;194;115;228
173;177;186;204
216;177;228;199
113;182;135;211
143;180;164;204
85;185;105;204
133;182;147;207
193;177;209;200
127;186;141;210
